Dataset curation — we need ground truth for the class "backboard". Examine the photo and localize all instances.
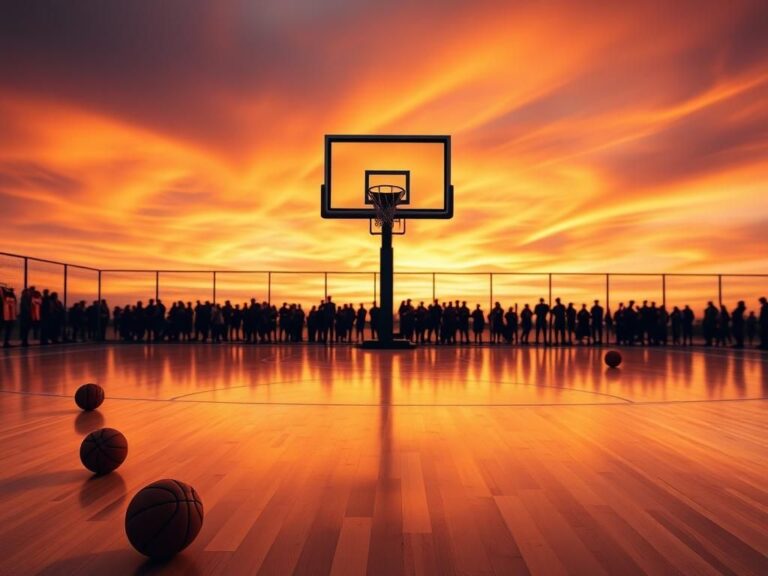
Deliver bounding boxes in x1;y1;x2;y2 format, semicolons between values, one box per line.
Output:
321;135;453;220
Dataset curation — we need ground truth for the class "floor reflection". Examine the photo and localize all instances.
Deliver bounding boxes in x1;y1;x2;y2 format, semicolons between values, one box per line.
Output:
1;344;766;408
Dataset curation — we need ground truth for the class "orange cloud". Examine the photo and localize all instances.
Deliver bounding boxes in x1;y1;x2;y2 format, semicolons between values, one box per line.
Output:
0;1;767;309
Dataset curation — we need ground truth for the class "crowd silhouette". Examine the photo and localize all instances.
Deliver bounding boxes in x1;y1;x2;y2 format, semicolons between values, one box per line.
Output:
2;285;767;350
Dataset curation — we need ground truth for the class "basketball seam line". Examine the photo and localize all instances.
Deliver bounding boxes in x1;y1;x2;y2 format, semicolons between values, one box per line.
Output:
95;443;127;465
126;499;198;522
137;484;186;499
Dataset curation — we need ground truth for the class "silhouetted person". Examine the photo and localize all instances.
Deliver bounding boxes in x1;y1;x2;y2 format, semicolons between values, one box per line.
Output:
716;305;730;347
670;306;682;345
682;305;694;346
443;302;457;344
504;307;517;344
355;303;366;342
458;301;470;344
279;303;289;342
230;304;242;341
534;298;549;345
702;302;718;346
369;301;380;340
18;287;31;347
222;301;233;342
428;300;442;343
624;301;638;345
211;304;224;343
551;298;566;345
576;304;590;344
746;310;757;346
29;287;42;340
520;304;532;344
566;302;576;345
184;302;194;340
758;297;768;350
50;292;64;343
489;302;503;344
731;301;746;349
657;305;668;345
2;287;17;348
401;299;415;342
294;304;306;342
471;304;485;343
590;300;604;345
614;303;625;345
639;300;651;345
415;301;427;343
325;296;336;343
307;305;318;342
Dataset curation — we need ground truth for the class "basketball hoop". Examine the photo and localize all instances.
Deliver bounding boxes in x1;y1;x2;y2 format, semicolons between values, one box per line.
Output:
367;185;406;228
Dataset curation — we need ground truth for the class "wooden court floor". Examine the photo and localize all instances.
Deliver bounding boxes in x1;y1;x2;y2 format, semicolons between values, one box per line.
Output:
0;344;766;575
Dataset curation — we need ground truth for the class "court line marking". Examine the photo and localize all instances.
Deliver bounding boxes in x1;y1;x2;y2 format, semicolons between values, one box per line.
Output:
1;387;765;409
166;378;635;404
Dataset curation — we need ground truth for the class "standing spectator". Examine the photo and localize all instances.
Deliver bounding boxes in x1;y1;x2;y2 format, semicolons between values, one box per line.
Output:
758;297;768;350
576;304;590;345
458;301;470;344
211;304;224;343
716;305;731;347
590;300;604;345
19;287;32;347
551;298;566;345
702;302;718;346
2;286;18;348
355;303;367;343
471;304;485;344
520;304;533;344
731;301;746;349
682;305;695;346
746;311;757;346
670;306;682;345
534;298;549;345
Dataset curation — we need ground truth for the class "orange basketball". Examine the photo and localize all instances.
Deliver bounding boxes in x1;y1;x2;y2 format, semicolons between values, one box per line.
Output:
75;383;104;411
80;427;128;475
125;479;204;559
604;350;622;368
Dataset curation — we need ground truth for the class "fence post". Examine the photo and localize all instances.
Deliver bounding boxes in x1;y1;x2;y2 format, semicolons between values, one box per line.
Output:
661;274;666;308
23;257;28;290
548;273;552;307
432;273;436;302
489;273;493;311
155;271;160;301
324;272;328;301
63;264;68;312
268;272;272;304
605;274;610;312
373;272;377;304
718;275;722;307
212;271;217;303
97;270;102;341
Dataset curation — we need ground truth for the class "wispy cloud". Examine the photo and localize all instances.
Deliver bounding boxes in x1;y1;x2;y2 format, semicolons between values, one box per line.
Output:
0;0;767;288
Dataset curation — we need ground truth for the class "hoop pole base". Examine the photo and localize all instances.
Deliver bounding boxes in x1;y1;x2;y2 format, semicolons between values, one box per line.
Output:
360;339;416;350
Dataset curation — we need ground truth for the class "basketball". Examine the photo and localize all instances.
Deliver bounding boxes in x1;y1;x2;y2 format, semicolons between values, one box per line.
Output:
75;383;104;411
604;350;622;368
80;427;128;475
125;479;204;559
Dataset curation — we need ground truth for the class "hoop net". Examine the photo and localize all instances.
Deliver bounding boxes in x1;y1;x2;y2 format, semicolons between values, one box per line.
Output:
367;185;406;227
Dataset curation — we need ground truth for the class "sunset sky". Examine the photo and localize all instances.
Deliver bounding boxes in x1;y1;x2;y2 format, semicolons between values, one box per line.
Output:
1;0;768;285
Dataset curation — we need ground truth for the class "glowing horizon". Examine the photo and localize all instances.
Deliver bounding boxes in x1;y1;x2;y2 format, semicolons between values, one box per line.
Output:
1;1;768;285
